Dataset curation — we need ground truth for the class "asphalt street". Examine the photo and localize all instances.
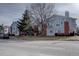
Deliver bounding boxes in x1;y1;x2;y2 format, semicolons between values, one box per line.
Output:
0;39;79;56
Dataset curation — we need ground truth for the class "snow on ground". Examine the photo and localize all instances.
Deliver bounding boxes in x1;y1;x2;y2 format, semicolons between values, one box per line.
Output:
0;39;79;56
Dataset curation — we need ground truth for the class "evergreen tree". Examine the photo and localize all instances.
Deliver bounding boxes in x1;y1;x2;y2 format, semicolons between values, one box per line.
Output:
17;10;31;35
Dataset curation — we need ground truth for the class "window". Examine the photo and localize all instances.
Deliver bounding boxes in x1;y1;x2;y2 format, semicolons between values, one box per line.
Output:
48;22;53;28
56;24;60;26
50;30;53;33
61;21;63;24
58;30;60;33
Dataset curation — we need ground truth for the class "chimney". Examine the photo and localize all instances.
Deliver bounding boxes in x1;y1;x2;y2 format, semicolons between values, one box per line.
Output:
65;11;69;18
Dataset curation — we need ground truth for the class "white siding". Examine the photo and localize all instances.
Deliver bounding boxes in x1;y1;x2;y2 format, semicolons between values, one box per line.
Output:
11;22;19;36
54;17;64;34
46;15;76;36
69;18;77;33
47;18;55;36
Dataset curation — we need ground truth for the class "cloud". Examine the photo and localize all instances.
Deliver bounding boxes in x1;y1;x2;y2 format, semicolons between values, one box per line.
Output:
0;3;29;26
0;3;79;26
55;3;79;26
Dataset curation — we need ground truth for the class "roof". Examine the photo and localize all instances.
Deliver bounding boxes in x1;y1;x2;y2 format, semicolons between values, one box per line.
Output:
11;21;18;26
47;14;77;22
53;14;76;19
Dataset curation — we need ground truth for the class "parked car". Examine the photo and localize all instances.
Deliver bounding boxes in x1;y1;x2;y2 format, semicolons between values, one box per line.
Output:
0;33;9;39
3;26;9;39
0;33;4;38
75;33;79;36
3;34;9;39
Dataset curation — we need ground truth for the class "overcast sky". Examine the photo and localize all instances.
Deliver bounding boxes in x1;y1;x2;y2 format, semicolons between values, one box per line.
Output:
0;3;79;26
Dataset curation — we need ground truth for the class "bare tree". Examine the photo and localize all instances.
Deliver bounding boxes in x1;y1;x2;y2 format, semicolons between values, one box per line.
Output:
30;3;56;23
30;3;56;36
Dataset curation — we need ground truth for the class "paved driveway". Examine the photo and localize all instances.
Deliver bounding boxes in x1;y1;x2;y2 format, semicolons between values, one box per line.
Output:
0;39;79;56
